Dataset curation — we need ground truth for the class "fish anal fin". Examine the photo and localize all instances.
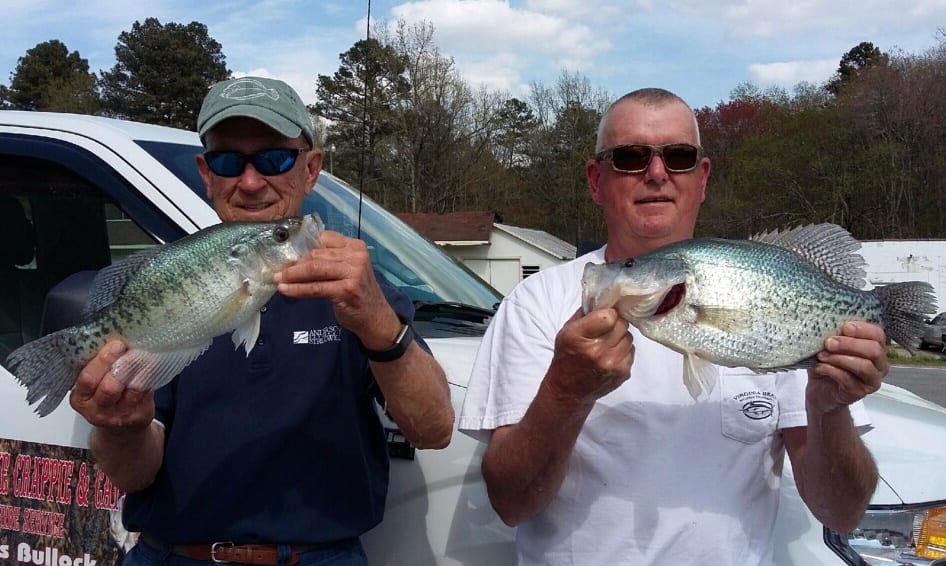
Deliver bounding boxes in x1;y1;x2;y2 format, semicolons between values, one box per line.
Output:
111;342;212;391
683;354;719;400
753;356;818;374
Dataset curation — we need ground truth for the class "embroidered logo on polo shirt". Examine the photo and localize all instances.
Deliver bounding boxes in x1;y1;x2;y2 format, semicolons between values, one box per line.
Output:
732;390;775;420
293;325;342;345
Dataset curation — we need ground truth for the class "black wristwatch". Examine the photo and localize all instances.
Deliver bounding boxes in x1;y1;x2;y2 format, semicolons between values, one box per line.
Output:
366;324;414;362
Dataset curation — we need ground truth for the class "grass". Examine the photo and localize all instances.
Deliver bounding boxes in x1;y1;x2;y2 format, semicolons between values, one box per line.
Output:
887;345;946;368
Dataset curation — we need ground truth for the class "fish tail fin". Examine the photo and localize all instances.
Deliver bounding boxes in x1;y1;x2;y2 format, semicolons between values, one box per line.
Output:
683;354;719;400
4;328;85;417
874;282;937;354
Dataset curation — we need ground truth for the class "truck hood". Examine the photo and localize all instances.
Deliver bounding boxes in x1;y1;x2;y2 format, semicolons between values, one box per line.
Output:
426;336;481;389
861;382;946;504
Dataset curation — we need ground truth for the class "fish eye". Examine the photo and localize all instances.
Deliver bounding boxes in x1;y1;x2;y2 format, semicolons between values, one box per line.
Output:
273;226;290;242
623;259;635;268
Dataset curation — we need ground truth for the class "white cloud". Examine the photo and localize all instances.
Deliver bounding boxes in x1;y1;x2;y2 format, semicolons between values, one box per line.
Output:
454;52;529;95
685;0;946;42
385;0;607;78
748;58;838;88
522;0;595;19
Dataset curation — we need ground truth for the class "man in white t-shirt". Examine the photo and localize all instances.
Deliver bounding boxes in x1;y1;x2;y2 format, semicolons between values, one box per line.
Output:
458;88;886;565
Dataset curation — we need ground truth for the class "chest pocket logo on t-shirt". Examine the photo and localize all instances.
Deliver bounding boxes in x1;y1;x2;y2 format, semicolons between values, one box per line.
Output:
721;374;779;444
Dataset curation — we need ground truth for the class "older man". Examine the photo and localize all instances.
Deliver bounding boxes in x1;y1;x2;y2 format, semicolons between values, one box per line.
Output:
71;77;454;566
460;88;883;565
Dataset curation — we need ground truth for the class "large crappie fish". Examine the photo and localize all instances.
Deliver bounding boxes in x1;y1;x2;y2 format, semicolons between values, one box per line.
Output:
5;213;325;416
581;223;936;400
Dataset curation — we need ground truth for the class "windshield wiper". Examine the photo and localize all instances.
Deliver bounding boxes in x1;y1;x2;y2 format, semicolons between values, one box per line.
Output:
413;301;496;323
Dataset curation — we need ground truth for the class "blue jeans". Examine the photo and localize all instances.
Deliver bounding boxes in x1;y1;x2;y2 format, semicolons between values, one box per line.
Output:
123;537;369;566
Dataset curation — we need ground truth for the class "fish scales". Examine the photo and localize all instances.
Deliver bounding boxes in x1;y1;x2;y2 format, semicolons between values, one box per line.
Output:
581;223;936;400
4;213;325;416
658;239;882;369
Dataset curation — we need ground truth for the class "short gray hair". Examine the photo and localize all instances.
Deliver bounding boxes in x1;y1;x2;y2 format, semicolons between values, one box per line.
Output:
596;88;701;152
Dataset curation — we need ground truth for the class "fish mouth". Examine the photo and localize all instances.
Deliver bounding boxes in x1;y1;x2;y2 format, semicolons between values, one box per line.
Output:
614;282;684;319
291;213;326;256
653;283;685;316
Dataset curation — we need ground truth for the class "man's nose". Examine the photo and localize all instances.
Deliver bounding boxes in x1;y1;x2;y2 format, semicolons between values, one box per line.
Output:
644;151;669;182
236;163;268;191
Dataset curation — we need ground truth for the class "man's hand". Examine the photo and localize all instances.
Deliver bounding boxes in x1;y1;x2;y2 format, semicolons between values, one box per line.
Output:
69;340;155;431
545;308;634;407
273;230;402;349
807;321;889;414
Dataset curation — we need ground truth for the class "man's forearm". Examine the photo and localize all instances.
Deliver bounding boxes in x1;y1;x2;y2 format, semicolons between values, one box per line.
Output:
796;407;878;532
481;374;595;527
89;421;165;493
372;342;454;450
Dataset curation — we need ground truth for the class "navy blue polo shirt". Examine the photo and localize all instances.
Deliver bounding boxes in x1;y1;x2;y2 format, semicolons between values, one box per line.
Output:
122;276;419;544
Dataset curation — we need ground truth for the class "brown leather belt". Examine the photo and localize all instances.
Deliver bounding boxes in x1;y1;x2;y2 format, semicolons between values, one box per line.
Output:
140;533;332;565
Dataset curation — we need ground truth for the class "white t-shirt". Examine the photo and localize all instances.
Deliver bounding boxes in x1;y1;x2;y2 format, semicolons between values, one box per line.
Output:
458;247;870;566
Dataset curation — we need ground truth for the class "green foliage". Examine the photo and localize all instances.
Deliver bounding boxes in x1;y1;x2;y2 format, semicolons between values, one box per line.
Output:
701;41;946;241
313;37;410;197
98;18;229;128
6;27;945;248
826;41;888;95
1;40;99;112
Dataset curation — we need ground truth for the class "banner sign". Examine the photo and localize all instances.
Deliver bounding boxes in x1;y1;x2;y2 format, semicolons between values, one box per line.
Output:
0;439;133;566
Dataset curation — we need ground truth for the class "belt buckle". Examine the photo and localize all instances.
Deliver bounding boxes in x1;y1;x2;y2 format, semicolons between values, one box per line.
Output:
210;541;234;563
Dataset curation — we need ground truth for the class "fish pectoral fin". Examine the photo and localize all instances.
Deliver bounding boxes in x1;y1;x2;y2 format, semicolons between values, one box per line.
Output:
683;354;719;400
232;311;262;355
111;342;213;391
694;305;755;334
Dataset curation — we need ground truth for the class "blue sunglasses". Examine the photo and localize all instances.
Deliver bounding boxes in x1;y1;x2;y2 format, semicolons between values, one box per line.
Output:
204;147;309;177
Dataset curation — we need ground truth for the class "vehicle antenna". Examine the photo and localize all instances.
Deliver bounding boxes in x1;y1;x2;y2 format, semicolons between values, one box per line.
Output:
356;0;372;239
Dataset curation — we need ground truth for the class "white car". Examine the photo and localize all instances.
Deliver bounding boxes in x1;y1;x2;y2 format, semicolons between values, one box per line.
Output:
0;111;944;566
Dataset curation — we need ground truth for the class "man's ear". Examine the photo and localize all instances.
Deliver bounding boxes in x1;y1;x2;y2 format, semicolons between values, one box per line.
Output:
587;159;604;205
195;153;213;199
305;150;323;195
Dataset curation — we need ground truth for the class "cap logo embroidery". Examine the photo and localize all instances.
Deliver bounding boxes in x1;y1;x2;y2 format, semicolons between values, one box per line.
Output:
220;78;279;101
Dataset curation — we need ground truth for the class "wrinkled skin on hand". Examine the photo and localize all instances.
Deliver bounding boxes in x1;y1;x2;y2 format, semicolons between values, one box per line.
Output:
545;308;635;407
273;230;402;349
69;340;155;431
808;321;888;414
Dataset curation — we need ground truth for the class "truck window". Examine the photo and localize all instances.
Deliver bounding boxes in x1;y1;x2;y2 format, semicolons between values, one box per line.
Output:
0;155;160;358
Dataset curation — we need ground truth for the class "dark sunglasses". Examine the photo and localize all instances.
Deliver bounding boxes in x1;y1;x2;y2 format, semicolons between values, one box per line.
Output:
595;143;702;174
203;147;309;177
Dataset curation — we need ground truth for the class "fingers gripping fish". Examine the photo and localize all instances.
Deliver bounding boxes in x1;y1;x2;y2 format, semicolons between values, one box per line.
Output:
581;223;936;400
4;213;325;416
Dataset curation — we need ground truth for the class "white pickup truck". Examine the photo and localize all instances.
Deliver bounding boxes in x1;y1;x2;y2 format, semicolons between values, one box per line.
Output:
1;111;945;566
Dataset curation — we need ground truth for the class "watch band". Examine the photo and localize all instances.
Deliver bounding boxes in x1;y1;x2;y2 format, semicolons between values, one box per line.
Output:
366;324;414;362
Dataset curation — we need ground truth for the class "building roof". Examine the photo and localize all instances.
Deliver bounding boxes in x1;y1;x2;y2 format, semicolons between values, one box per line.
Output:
396;211;496;245
495;223;576;260
396;211;576;259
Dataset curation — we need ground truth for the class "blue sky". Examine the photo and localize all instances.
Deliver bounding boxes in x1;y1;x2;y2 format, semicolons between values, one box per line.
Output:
2;0;944;111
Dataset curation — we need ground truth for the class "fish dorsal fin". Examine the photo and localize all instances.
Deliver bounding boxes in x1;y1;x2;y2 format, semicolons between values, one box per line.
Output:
750;223;866;288
83;247;164;317
112;341;213;391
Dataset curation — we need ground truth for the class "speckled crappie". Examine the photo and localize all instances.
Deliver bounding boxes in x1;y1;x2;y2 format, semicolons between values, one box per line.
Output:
581;223;936;400
5;213;325;416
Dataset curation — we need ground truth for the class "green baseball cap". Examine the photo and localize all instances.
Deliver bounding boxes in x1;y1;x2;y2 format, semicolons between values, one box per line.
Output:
197;76;315;147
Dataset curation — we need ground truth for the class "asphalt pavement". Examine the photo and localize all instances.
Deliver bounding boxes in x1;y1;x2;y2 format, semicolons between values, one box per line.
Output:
886;364;946;408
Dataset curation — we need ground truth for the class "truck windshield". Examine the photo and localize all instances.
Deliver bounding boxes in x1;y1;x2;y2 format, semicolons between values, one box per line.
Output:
138;140;502;314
